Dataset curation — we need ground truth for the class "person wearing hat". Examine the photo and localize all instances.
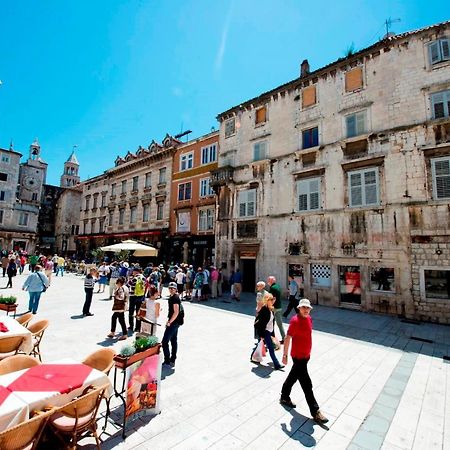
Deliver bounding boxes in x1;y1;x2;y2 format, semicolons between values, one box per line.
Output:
162;282;183;367
280;298;328;424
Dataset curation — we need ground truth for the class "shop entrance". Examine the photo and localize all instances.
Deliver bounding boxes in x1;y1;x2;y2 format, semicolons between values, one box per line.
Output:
339;265;361;304
241;259;256;292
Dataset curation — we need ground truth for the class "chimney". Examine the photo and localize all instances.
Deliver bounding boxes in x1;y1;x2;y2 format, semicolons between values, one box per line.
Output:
300;59;310;77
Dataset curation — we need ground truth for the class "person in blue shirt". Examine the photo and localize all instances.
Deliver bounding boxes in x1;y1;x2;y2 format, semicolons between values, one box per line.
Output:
22;265;49;314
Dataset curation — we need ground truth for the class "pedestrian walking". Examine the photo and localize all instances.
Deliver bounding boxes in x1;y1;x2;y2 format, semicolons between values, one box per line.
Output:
19;254;27;274
82;268;97;317
56;256;65;276
255;281;268;313
139;284;161;335
109;262;121;299
162;282;184;367
233;268;242;301
22;265;49;314
29;254;39;273
283;275;299;318
252;293;284;370
280;298;328;424
5;257;17;288
184;265;193;299
52;254;59;273
44;258;54;285
192;267;204;301
217;267;223;297
107;277;129;340
267;275;285;343
96;261;110;294
127;267;146;332
1;255;8;277
175;268;185;299
210;266;219;299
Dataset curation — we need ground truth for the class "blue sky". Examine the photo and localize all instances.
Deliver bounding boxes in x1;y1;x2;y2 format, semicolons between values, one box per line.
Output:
0;1;448;185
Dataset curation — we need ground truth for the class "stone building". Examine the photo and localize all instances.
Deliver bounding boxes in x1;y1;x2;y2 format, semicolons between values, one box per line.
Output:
213;21;450;323
0;140;47;253
168;131;218;266
78;134;181;259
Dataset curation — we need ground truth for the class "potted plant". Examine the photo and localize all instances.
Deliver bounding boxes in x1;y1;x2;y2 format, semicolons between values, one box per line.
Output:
0;295;18;315
114;336;160;369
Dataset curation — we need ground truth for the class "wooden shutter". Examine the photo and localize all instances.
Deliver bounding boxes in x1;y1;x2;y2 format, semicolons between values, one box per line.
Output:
429;41;441;64
346;114;357;138
309;178;320;210
297;180;308;211
345;67;363;92
255;107;267;124
349;172;363;206
433;158;450;199
302;86;316;108
355;111;366;135
247;189;256;216
442;39;450;60
254;142;267;161
238;191;246;217
364;169;378;205
432;92;445;119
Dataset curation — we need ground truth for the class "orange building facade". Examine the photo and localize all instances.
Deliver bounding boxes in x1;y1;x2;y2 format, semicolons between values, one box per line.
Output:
168;131;219;267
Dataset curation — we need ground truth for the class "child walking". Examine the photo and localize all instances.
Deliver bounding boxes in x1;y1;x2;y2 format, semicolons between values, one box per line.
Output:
139;284;161;335
82;268;97;317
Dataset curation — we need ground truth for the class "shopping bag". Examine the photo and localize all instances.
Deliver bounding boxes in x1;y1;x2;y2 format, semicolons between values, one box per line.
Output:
272;336;281;351
251;339;265;362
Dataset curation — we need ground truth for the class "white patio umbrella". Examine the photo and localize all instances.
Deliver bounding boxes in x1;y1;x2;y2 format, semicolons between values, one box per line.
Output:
100;239;158;257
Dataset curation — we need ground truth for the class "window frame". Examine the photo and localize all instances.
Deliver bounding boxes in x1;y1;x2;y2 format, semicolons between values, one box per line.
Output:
296;177;321;212
130;205;137;224
159;167;166;184
156;202;164;220
430;90;450;119
302;126;319;149
111;183;116;196
253;141;268;162
132;176;139;192
0;173;7;182
200;178;214;197
347;167;380;207
201;144;217;165
428;38;450;65
345;110;367;138
142;203;150;222
237;189;256;218
118;208;125;225
255;106;267;125
121;180;127;194
0;209;3;224
0;191;5;201
180;152;194;171
431;156;450;200
145;172;152;189
178;182;192;201
1;155;10;163
198;207;215;231
225;118;236;138
18;212;29;226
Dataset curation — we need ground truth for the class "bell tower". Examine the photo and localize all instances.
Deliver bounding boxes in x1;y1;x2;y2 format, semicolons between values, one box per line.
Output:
60;149;80;188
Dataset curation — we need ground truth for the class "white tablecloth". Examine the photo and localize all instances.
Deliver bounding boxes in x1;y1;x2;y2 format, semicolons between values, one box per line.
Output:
0;316;33;355
0;358;112;431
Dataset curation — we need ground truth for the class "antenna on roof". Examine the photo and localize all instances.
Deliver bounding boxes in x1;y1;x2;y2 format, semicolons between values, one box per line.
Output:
174;130;192;142
384;17;401;38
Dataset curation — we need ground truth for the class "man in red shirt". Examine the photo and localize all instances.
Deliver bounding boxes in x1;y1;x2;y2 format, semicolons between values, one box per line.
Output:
280;298;328;424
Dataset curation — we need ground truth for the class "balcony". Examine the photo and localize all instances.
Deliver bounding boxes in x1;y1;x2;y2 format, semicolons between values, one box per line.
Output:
210;166;234;188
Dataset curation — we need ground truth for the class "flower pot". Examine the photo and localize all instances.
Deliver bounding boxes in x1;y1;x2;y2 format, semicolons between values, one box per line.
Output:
0;303;18;316
114;344;161;369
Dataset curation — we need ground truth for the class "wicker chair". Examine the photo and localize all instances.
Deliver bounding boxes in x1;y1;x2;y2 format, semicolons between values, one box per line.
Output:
82;348;116;375
49;384;108;450
16;312;33;328
0;336;24;360
0;407;55;450
0;354;41;375
27;319;49;362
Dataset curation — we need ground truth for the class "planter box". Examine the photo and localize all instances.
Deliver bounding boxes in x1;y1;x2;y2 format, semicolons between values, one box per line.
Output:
114;344;161;369
0;303;18;316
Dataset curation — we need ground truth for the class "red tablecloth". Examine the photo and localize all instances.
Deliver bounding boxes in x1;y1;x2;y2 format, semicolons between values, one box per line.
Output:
0;386;11;407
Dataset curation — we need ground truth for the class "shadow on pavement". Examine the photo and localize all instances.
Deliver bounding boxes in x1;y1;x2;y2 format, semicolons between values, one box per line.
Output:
70;314;85;320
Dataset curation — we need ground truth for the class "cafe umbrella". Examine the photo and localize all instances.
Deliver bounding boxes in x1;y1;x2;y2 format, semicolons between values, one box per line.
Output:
100;240;158;257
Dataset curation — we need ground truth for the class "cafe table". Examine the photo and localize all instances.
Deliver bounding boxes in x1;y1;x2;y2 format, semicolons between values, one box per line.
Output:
0;316;33;355
0;358;112;431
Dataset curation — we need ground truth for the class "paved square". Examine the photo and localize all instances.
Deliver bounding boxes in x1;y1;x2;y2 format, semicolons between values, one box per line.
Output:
1;271;449;449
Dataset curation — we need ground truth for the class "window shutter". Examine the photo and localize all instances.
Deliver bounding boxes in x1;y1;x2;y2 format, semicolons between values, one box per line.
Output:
349;172;362;206
356;112;366;135
238;191;246;217
254;142;266;161
432;92;445;119
441;39;450;60
429;41;441;64
247;189;256;216
297;180;308;211
302;86;316;108
346;115;356;138
434;159;450;199
186;183;191;199
309;179;320;210
364;170;378;205
345;67;363;92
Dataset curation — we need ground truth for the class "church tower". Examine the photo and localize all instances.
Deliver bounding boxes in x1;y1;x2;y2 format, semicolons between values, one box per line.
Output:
60;150;80;187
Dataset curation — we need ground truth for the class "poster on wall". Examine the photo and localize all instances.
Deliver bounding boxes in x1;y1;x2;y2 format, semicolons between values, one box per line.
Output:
177;212;191;233
125;353;161;421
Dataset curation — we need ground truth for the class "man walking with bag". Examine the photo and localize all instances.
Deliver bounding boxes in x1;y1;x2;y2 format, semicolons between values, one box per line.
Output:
280;298;328;424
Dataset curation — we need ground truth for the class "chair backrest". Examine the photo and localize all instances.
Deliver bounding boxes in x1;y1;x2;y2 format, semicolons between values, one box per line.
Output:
58;385;107;421
0;336;24;355
27;319;49;337
16;312;33;328
0;407;55;450
82;348;116;374
0;354;41;375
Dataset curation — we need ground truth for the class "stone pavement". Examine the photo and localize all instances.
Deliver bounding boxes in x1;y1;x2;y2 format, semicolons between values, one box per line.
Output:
1;271;449;449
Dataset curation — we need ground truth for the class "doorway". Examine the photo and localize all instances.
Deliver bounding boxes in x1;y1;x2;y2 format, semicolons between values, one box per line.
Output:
241;259;256;292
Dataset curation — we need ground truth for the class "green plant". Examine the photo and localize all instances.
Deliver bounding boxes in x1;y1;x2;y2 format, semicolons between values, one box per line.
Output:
119;344;136;357
90;248;105;263
134;335;158;352
115;250;131;262
0;296;17;304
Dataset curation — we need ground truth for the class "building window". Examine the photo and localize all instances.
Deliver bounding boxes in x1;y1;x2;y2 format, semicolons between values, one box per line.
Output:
429;38;450;65
424;269;450;300
93;195;98;209
1;155;9;163
302;127;319;149
159;167;166;184
177;211;191;233
83;221;88;234
108;210;114;226
339;266;361;304
0;191;5;201
238;189;256;218
0;173;7;182
201;144;217;165
225;118;236;138
0;209;3;224
121;180;127;194
431;90;450;119
145;172;152;188
130;206;137;223
311;264;331;288
156;202;164;220
370;267;395;292
101;194;106;207
32;193;38;201
346;110;367;138
85;197;90;210
99;218;105;233
180;153;194;171
431;156;450;199
91;220;96;234
111;183;116;196
200;178;214;197
143;203;150;222
302;85;316;108
345;67;363;92
199;208;214;231
297;177;321;211
178;182;192;201
118;208;125;225
132;176;139;192
253;141;267;161
348;167;379;207
18;212;29;226
255;106;267;125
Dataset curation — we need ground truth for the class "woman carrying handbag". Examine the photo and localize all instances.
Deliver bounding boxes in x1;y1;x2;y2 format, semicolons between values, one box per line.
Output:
252;293;284;370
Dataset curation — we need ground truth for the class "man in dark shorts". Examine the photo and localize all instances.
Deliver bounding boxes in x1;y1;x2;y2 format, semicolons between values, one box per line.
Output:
162;282;183;367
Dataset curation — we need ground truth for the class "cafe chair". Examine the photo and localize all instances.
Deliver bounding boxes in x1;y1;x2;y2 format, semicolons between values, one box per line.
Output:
0;354;41;375
82;348;116;375
0;407;56;450
27;319;49;362
49;384;108;450
15;312;33;328
0;336;24;360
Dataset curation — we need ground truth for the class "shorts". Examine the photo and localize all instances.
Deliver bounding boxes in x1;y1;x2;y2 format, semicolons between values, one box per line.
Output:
177;283;184;294
99;275;107;285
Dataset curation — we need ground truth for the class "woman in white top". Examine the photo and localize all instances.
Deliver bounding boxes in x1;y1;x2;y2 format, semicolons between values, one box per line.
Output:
139;284;160;335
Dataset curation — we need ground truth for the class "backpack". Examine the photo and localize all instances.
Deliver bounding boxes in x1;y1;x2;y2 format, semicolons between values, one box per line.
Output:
177;303;185;325
134;277;145;296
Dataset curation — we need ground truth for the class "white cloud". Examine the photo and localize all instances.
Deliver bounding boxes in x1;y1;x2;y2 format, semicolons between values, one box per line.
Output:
215;2;234;74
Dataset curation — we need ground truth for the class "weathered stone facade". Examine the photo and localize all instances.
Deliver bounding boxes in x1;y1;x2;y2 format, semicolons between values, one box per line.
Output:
214;21;450;323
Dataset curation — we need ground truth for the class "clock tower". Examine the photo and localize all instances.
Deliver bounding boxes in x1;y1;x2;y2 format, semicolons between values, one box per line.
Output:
60;150;80;187
19;139;47;203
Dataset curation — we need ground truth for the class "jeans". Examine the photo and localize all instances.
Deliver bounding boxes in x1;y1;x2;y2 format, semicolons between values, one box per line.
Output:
6;275;13;288
128;295;144;331
83;288;93;314
56;266;64;276
281;357;319;416
162;323;179;363
28;291;42;314
274;308;285;340
111;312;127;334
263;330;282;369
283;296;299;317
